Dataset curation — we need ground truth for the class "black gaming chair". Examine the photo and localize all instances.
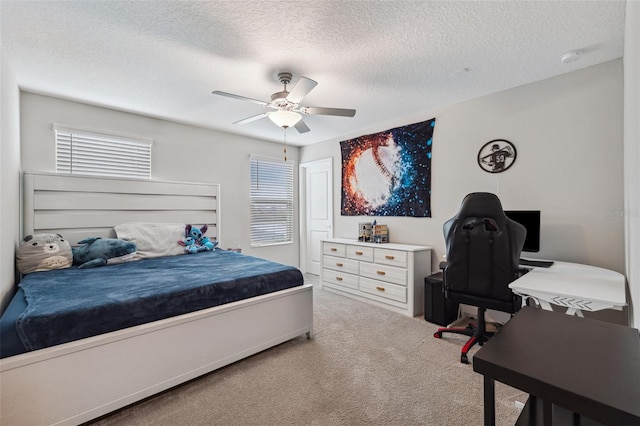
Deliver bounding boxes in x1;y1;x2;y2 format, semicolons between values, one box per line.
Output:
433;192;526;364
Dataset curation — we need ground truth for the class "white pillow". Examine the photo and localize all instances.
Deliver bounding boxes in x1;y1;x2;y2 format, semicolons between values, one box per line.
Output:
114;222;185;259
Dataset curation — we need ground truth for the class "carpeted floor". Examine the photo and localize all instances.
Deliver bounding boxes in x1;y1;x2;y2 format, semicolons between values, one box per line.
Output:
90;274;525;425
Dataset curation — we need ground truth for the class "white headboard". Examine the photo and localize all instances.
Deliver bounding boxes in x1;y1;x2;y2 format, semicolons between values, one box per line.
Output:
23;172;220;245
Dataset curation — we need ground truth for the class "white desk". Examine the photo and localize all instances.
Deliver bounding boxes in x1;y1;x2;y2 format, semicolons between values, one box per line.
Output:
509;261;626;316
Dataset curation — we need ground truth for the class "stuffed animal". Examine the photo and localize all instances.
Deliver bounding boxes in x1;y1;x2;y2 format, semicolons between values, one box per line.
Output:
178;236;201;254
185;224;218;251
199;235;218;251
16;234;73;274
72;237;138;269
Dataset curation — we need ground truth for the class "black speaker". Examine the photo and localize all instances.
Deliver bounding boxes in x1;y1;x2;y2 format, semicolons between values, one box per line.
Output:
424;272;459;326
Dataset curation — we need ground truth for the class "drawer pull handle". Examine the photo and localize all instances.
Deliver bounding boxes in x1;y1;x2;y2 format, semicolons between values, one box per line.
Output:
385;255;395;260
355;251;363;255
330;248;337;252
336;262;343;267
376;286;385;292
377;270;386;275
336;277;343;281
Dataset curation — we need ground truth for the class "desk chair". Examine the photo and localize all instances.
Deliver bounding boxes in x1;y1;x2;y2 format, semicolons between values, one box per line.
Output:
434;192;526;363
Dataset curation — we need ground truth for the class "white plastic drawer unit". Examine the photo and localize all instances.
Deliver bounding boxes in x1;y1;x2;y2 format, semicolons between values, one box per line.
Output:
374;248;408;268
346;245;374;262
322;256;359;275
359;277;407;303
322;268;359;290
323;242;346;257
359;262;407;286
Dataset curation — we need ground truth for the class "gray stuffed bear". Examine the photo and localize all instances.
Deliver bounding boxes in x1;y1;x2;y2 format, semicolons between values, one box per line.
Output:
72;237;138;269
16;233;73;274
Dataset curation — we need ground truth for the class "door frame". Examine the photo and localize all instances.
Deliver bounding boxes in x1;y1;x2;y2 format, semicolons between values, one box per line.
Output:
299;157;334;274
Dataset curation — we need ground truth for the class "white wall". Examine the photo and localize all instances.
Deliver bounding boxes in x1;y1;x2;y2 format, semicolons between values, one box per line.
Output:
624;1;640;330
19;92;301;267
302;60;626;323
0;50;21;312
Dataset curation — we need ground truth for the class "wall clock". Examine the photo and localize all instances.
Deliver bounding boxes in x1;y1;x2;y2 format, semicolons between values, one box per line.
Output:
477;139;517;173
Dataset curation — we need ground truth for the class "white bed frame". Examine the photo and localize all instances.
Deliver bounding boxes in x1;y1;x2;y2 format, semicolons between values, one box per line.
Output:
0;173;313;426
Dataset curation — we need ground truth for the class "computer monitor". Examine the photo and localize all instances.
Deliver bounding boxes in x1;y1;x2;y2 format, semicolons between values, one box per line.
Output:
504;210;540;253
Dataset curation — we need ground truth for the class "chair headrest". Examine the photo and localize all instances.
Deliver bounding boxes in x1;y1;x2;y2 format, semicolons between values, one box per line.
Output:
455;192;508;221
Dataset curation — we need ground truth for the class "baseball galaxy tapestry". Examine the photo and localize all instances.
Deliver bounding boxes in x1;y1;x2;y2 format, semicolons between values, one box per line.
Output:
340;118;434;217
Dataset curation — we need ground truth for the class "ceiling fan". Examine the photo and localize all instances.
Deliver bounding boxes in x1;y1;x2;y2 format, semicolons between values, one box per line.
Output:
212;72;356;133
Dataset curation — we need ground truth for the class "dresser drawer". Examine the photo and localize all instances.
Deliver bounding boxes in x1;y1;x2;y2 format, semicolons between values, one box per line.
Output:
360;277;407;303
323;268;358;290
323;256;359;274
375;248;408;268
360;262;407;286
323;242;346;257
346;245;374;262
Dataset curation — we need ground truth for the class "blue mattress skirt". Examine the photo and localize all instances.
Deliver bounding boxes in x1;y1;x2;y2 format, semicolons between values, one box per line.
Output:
0;250;303;358
0;288;27;358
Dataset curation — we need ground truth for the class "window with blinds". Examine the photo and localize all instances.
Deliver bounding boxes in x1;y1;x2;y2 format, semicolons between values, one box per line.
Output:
55;127;152;178
250;157;294;247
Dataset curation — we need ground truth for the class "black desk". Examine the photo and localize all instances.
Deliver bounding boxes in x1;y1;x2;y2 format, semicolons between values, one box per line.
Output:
472;307;640;426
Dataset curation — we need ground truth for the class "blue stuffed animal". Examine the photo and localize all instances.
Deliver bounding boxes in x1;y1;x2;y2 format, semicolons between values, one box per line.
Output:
178;236;201;254
185;224;218;251
72;237;138;269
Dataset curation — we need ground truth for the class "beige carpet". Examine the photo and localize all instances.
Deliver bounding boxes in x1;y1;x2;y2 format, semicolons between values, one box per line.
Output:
90;274;525;426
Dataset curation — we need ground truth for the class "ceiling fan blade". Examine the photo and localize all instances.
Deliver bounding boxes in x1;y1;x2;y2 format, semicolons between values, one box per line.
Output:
294;119;311;133
212;91;269;107
300;106;356;117
233;113;268;125
286;77;318;104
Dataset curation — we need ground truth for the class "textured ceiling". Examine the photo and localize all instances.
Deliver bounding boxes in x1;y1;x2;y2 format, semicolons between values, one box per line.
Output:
0;1;625;146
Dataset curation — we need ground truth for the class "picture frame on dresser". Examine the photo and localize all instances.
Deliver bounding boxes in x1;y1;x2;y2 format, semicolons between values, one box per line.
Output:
320;238;432;317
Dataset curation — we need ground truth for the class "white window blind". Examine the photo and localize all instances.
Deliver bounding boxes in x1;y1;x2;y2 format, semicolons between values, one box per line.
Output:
55;127;152;178
250;157;294;247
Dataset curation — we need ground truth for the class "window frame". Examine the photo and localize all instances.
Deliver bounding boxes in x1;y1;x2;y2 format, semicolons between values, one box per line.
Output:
54;125;152;179
249;156;295;247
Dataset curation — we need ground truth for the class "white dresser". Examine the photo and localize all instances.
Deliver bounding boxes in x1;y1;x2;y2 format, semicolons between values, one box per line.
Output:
320;238;432;317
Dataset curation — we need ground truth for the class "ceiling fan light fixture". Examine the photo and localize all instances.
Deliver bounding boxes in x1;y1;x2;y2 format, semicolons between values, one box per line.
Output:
268;110;302;128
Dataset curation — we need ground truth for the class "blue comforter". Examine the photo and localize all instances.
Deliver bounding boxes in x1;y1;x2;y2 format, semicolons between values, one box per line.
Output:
16;250;303;351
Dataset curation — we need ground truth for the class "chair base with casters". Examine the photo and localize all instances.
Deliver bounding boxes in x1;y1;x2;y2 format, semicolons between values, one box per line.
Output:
433;307;493;364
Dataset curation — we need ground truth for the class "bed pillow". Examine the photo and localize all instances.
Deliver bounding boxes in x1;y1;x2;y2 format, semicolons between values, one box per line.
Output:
114;222;185;259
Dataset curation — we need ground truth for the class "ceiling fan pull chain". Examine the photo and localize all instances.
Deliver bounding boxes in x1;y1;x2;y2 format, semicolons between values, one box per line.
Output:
283;127;287;161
